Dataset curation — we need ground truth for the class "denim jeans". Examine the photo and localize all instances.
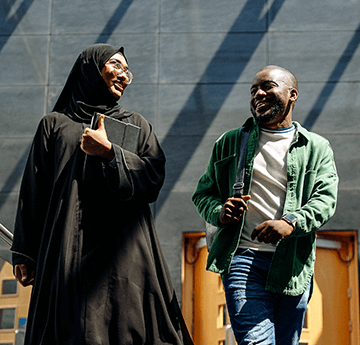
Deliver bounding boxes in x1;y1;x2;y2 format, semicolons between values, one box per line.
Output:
222;249;311;345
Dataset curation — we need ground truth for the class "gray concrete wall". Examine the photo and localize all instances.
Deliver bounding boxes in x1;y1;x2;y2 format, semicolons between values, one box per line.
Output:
0;0;359;299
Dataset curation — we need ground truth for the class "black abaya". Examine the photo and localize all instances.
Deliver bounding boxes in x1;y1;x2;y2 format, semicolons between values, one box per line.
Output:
11;44;193;345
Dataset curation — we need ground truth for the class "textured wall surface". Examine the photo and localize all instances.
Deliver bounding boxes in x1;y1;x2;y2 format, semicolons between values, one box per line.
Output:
0;0;359;298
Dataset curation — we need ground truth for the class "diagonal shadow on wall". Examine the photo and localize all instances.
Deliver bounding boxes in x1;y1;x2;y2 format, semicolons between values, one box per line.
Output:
156;0;287;212
0;0;134;227
0;0;36;232
0;0;35;54
1;1;359;230
94;0;134;44
303;23;360;130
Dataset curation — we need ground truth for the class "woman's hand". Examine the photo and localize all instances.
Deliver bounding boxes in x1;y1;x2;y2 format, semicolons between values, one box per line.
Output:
81;115;115;161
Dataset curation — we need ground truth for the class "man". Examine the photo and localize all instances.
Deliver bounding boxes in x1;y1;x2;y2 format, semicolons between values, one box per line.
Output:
11;44;192;345
192;65;338;344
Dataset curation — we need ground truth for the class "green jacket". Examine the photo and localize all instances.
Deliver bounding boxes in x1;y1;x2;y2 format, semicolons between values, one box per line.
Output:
192;117;338;296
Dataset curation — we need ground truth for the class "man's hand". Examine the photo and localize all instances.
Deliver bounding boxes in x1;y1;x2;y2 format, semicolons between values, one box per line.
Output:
14;264;35;287
81;115;115;161
218;195;251;225
251;220;294;244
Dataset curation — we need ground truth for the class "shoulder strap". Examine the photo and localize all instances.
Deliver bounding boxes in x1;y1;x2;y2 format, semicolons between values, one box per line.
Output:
233;128;249;198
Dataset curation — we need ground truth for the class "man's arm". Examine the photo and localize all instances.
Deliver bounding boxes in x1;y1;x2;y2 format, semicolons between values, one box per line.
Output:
252;140;338;243
218;196;251;225
192;141;224;226
251;219;294;244
289;141;338;237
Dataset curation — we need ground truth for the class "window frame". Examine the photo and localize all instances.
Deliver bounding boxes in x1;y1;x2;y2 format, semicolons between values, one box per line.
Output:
0;306;17;332
0;278;18;297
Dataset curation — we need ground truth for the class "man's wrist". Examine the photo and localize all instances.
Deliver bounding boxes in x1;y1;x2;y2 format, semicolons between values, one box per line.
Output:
281;214;297;229
218;212;226;226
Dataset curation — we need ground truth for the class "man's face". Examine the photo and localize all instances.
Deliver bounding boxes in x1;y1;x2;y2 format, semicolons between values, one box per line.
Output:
250;69;296;128
101;53;130;100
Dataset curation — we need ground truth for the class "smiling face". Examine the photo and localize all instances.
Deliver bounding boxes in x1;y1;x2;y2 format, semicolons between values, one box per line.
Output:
101;53;130;100
250;68;298;128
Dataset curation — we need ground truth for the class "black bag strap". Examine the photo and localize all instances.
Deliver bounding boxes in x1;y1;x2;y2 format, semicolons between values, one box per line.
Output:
233;128;249;198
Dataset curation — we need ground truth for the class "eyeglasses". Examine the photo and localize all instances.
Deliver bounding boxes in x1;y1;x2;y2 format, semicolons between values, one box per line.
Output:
107;61;133;85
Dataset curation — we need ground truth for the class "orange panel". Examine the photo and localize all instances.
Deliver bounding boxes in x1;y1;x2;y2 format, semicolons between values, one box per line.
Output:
182;233;228;345
183;231;360;345
299;231;359;345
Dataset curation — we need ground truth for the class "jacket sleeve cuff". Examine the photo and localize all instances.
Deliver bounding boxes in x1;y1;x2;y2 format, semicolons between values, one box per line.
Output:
211;205;223;227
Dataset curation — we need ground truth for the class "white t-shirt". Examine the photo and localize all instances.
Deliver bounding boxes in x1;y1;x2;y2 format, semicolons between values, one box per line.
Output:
238;125;296;252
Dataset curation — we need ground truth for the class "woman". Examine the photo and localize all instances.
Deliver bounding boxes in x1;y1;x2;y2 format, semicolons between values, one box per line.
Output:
11;44;192;345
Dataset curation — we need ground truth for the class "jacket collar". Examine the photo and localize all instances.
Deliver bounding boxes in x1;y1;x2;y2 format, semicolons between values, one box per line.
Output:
293;121;310;142
243;117;310;142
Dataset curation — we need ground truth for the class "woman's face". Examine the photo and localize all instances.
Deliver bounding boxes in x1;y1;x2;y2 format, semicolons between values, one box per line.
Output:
101;53;130;100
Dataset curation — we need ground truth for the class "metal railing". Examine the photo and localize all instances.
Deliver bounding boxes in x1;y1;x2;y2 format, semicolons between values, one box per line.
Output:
225;324;236;345
0;222;13;246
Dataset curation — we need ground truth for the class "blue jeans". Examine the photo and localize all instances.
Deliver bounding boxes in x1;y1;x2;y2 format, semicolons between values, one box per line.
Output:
222;249;311;345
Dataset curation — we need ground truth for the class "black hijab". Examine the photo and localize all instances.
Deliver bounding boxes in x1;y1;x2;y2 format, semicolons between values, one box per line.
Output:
53;44;127;123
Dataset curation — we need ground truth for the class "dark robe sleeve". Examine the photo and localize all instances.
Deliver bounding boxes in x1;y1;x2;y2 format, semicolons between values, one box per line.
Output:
11;117;53;266
102;115;165;203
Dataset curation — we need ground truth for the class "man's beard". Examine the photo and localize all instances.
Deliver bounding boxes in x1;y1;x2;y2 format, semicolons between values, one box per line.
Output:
251;97;285;126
